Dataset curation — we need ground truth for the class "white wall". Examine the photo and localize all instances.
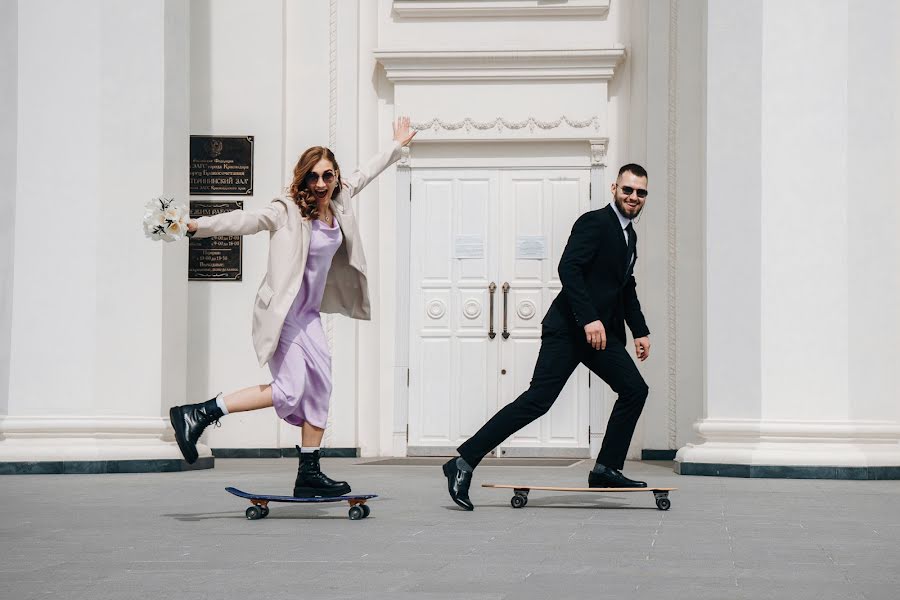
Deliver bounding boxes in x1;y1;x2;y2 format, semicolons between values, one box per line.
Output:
846;0;899;424
188;0;292;449
1;0;190;462
9;1;189;418
677;0;900;470
0;0;17;416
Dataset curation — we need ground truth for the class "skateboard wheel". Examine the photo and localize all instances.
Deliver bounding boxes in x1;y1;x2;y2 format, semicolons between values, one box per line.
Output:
510;494;526;509
655;497;671;511
361;504;371;518
246;506;263;520
260;507;270;518
348;506;365;520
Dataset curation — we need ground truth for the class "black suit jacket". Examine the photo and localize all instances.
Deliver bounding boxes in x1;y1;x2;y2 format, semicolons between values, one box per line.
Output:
542;204;650;343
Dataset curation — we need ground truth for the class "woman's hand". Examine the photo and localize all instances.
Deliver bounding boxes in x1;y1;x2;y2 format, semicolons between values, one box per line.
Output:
187;220;198;233
393;116;417;147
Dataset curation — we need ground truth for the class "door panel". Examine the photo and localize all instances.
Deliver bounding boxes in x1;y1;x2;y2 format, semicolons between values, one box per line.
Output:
497;172;591;455
408;171;499;452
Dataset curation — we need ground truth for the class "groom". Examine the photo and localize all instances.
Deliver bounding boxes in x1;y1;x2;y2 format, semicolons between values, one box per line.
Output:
442;164;653;510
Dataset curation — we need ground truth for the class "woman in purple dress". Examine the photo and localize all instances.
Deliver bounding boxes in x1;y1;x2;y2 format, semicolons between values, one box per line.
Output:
169;118;416;497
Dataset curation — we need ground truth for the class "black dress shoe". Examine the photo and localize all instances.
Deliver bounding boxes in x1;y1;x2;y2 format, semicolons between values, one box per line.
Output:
169;397;223;464
588;464;647;488
442;458;474;511
293;448;351;498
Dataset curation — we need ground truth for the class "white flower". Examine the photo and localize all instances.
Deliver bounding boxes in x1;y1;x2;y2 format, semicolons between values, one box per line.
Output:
165;219;187;239
143;196;189;242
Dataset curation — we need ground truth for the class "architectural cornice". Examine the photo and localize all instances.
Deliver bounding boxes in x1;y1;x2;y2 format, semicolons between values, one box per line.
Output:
374;47;626;82
392;0;610;18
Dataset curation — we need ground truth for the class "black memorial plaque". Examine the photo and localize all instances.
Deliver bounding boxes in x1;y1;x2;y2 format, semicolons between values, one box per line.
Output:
189;201;242;281
190;136;254;195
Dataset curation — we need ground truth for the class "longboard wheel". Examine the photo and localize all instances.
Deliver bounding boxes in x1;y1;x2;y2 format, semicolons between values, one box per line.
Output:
246;506;263;520
361;504;371;518
510;494;527;509
348;506;365;520
655;497;671;511
260;506;270;518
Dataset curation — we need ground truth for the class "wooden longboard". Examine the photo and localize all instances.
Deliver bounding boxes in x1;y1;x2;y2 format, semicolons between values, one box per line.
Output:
225;487;377;520
482;484;677;511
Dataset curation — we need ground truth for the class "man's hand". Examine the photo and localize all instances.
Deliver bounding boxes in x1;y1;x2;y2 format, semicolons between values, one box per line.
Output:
634;336;650;361
584;320;606;351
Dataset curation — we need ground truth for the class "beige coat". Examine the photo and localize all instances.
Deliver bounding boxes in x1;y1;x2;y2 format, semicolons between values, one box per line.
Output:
194;141;403;367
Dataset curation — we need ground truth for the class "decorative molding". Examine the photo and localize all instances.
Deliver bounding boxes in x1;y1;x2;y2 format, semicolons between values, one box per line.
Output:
399;146;411;167
516;300;536;320
462;299;482;320
328;0;338;153
375;48;626;82
0;416;170;437
692;419;900;440
589;139;608;166
323;0;339;449
426;299;447;320
412;115;601;134
392;0;610;18
666;0;679;450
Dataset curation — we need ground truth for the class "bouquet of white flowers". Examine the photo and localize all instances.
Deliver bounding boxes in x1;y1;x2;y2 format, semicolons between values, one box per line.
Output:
143;197;190;242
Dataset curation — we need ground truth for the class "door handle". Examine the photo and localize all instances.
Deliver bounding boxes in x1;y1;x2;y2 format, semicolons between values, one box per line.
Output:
501;282;510;339
488;282;497;340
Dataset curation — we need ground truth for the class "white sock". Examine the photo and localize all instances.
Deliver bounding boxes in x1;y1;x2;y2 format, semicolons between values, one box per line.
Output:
300;446;320;453
215;394;229;415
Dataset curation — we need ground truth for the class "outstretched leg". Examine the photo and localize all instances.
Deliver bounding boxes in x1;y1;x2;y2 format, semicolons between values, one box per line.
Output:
169;385;273;464
442;326;580;510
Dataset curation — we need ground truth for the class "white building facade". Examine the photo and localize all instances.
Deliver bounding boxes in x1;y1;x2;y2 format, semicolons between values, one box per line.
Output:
2;0;898;478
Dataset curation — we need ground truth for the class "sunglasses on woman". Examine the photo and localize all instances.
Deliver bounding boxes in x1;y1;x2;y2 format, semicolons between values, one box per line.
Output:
305;170;335;186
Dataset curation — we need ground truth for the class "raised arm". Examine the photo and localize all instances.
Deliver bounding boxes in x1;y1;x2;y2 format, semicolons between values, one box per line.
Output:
188;199;288;239
342;117;416;198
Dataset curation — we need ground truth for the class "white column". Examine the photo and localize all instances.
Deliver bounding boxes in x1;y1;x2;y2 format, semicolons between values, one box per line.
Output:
676;0;900;476
0;0;205;471
0;1;17;424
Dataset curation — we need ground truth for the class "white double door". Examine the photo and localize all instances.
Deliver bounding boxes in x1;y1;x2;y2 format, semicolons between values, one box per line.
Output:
408;169;592;457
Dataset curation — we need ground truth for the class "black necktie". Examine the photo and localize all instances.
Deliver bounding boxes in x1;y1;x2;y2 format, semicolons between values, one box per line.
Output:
625;223;635;271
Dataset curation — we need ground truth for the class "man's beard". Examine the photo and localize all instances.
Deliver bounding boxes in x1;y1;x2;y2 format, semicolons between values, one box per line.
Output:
616;197;644;219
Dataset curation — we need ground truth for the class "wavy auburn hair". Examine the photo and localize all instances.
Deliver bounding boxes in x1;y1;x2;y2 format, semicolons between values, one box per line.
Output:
288;146;343;220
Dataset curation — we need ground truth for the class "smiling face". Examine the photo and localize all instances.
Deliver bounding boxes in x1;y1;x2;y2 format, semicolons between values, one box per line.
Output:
611;170;648;219
304;158;338;203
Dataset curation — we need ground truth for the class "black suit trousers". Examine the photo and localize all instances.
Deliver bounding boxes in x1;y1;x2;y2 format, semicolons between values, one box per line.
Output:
457;324;649;471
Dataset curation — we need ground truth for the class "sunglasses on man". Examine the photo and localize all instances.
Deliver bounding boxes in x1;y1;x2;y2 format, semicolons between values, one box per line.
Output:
618;185;648;199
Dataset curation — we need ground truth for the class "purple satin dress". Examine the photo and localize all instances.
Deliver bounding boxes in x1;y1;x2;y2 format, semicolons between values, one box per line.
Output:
269;218;343;428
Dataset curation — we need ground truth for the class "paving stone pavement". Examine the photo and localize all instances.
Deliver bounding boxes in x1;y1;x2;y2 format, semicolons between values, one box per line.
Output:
2;458;899;600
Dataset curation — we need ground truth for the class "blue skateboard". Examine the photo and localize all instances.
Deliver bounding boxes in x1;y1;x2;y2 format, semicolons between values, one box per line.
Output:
225;487;377;520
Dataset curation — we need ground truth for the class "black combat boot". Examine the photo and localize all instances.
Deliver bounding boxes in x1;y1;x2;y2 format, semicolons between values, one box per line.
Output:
292;447;351;498
169;397;224;464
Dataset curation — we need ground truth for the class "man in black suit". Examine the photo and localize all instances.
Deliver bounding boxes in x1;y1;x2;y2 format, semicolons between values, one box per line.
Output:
442;164;653;511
